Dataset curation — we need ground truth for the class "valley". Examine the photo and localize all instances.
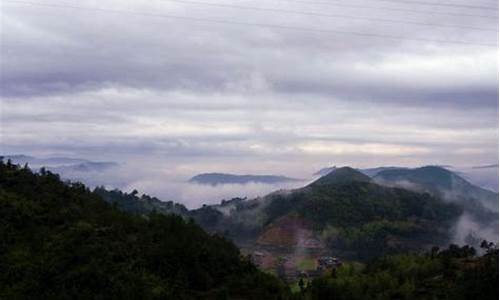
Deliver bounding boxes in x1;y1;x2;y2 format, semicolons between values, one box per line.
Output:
94;164;498;284
1;158;498;299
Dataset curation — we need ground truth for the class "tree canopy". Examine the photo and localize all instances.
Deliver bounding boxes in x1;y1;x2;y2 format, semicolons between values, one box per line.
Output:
0;160;288;299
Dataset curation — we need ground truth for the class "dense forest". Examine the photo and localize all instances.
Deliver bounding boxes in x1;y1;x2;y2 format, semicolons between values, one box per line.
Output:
241;168;463;260
94;186;190;217
89;167;495;263
85;168;492;262
0;160;288;299
304;243;498;300
0;160;498;299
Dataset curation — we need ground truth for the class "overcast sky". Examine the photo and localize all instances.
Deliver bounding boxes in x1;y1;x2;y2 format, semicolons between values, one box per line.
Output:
1;0;498;205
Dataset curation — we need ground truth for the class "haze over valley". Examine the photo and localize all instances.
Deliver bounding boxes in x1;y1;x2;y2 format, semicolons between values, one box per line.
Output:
4;154;499;208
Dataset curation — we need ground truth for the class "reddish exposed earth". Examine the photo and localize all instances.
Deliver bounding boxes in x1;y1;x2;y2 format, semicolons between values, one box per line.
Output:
256;215;323;249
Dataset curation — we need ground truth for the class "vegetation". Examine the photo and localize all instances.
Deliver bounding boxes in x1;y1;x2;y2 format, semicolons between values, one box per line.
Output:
84;168;472;262
94;187;190;217
264;169;462;259
374;166;499;214
306;243;499;300
0;160;288;299
296;258;316;271
2;161;497;299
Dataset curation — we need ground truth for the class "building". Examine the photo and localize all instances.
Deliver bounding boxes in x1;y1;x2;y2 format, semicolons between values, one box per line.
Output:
317;256;341;270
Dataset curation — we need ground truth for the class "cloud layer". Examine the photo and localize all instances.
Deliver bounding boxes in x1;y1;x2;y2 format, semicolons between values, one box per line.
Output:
1;0;498;206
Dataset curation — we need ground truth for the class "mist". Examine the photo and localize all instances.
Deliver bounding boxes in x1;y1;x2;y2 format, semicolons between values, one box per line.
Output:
452;213;499;246
32;160;309;209
372;173;499;247
457;165;499;192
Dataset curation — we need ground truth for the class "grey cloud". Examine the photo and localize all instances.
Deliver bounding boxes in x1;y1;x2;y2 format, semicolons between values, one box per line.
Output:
1;1;497;108
0;0;498;207
274;80;499;109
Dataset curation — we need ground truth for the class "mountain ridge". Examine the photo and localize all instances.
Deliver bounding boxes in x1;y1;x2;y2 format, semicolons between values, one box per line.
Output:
374;166;499;213
189;173;301;185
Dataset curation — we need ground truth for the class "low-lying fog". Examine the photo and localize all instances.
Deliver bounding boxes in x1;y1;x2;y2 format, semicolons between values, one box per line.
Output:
7;155;497;210
6;155;499;246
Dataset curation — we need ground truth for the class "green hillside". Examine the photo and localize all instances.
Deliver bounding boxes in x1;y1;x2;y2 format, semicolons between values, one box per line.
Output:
94;187;190;217
306;243;498;300
0;160;288;299
81;167;468;261
262;167;462;259
374;166;499;212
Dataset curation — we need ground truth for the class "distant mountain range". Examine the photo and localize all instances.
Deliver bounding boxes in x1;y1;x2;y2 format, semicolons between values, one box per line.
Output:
2;160;496;298
189;173;301;185
2;154;118;173
373;166;499;213
315;164;499;192
5;154;88;166
104;166;498;261
23;160;496;278
191;167;469;260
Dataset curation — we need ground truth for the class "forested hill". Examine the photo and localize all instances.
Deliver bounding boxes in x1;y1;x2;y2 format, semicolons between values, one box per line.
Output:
92;167;467;260
0;160;288;299
374;166;499;213
259;167;463;259
95;186;190;217
307;243;498;300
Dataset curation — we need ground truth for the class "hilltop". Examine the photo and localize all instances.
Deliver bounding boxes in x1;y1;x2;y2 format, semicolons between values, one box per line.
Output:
256;168;461;258
309;166;371;186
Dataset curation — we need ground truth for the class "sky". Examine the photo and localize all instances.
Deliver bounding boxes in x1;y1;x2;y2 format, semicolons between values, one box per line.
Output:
1;0;498;206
